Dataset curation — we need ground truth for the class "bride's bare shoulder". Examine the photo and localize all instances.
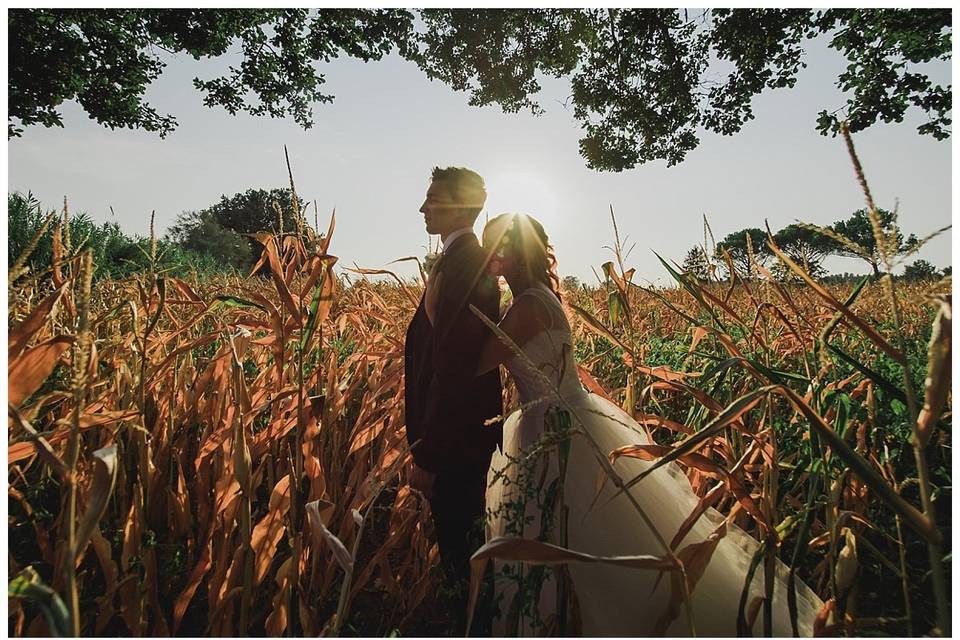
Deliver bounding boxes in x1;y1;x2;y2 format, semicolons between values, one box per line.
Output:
500;290;552;339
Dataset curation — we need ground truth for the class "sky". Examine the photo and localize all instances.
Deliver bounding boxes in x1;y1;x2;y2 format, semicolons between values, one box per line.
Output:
7;26;952;285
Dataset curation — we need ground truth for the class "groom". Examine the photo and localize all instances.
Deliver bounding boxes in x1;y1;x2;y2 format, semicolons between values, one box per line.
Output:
404;166;503;633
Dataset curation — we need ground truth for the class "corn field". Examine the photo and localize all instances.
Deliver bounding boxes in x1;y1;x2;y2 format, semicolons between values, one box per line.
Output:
7;133;952;637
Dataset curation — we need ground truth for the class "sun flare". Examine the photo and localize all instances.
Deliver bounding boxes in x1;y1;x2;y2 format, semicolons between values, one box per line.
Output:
482;167;562;229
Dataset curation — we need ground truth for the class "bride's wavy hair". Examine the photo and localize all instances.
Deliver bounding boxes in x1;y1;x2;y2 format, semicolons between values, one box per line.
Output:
483;213;562;302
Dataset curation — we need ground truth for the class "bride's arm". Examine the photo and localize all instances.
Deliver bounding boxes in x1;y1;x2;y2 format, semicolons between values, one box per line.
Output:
475;296;551;376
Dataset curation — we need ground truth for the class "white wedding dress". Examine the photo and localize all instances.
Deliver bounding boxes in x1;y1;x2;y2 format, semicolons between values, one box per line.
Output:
485;283;823;636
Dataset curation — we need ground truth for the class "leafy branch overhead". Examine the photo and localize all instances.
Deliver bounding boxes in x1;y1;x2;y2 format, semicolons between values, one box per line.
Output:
9;8;952;170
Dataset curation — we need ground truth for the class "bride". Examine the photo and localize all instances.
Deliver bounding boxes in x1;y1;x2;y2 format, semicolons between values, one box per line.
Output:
471;213;824;636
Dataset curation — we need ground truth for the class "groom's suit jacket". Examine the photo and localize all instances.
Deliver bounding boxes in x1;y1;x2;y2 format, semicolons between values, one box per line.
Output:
404;232;503;476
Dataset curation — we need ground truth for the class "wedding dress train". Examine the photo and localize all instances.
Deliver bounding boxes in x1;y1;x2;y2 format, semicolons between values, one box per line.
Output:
484;283;823;636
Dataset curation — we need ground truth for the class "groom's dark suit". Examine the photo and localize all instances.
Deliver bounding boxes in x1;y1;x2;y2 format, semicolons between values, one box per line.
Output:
404;231;503;620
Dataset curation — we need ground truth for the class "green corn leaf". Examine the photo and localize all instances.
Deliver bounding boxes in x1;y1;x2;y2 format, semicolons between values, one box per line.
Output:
782;385;939;545
820;275;871;344
654;251;722;326
300;267;333;352
212;295;267;312
9;567;72;637
607;290;627;326
827;343;907;405
834;393;851;441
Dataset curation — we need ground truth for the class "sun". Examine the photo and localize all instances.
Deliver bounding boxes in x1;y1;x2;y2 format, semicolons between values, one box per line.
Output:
482;167;562;229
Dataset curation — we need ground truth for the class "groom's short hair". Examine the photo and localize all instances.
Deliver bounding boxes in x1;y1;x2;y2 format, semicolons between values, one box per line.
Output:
430;166;487;221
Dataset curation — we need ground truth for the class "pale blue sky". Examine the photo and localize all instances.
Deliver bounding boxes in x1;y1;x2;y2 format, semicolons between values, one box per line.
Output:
7;30;952;283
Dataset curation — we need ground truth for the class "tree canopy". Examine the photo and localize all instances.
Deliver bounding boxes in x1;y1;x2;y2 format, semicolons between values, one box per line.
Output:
771;223;835;279
828;208;919;277
681;246;712;282
715;228;770;276
8;10;413;138
902;259;940;281
9;9;952;170
166;187;309;271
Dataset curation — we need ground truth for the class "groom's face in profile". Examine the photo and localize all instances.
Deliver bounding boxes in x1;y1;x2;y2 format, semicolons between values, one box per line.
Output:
420;180;465;236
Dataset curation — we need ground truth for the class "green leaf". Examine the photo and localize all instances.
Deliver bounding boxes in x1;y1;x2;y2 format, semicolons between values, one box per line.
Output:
9;567;72;637
820;275;871;345
782;386;939;545
653;251;722;327
834;393;851;440
212;295;267;312
607;290;626;326
891;398;907;418
827;343;908;405
300;267;331;352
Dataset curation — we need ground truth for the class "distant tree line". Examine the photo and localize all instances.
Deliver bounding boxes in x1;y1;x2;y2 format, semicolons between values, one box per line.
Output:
8;187;316;281
681;208;949;283
9;189;947;285
8;192;227;281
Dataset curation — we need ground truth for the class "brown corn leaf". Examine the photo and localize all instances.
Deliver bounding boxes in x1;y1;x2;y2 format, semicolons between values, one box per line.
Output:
75;445;118;563
9;282;69;360
301;258;339;353
320;208;336;254
635;364;694;382
251;476;292;587
609;387;770;503
647;379;724;413
609;443;721;477
634;413;694;435
346;266;418;309
167;459;192;539
779;385;939;545
670;483;726;551
9;408;140;464
172;483;240;633
146;333;218;387
169;277;205;304
265;556;294;636
577;365;615;403
388;255;428;286
653;521;728;635
254;233;303;326
172;539;211;633
9;335;74;408
91;527;119;633
689;326;709;354
8;406;69;479
120;489;145;635
349;419;386;456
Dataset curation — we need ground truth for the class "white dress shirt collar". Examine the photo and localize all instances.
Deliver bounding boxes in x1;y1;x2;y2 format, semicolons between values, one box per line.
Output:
442;227;475;253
